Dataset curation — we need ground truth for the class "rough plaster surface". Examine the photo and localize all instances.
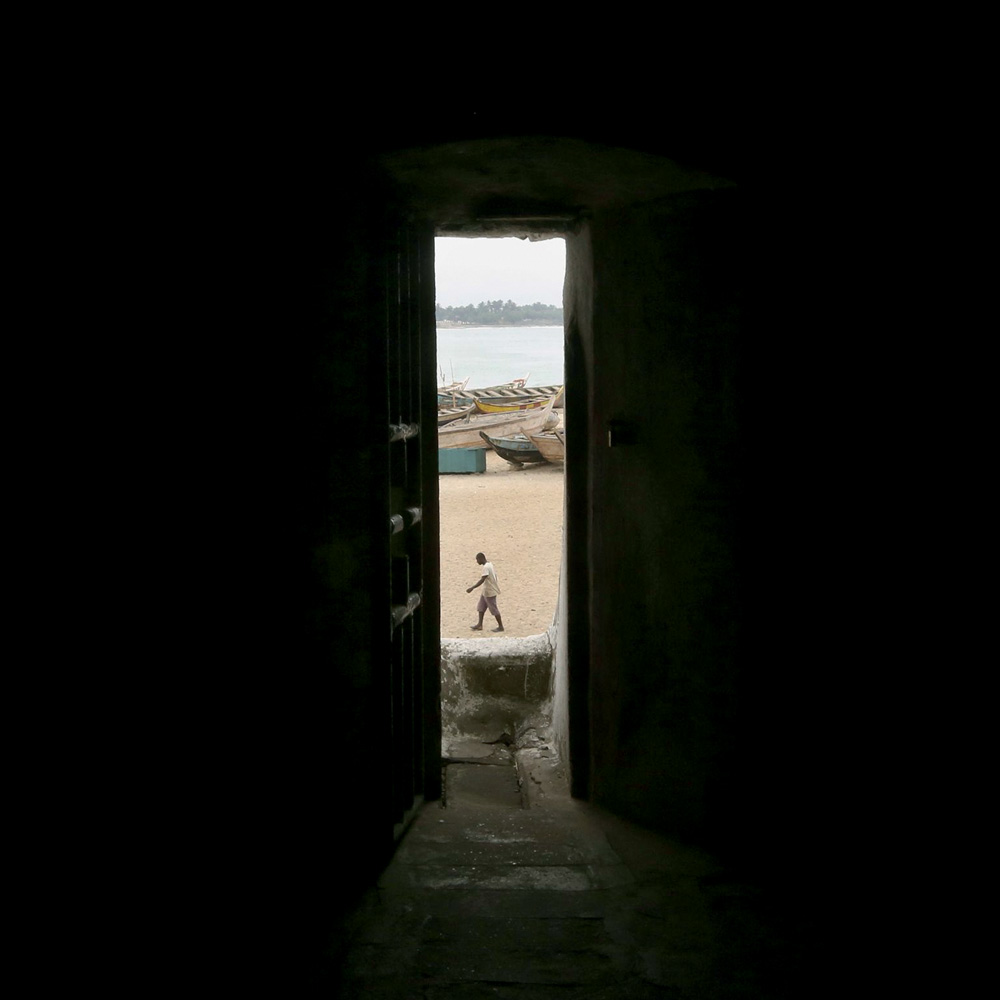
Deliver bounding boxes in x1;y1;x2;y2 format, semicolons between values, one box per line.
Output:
441;632;553;664
381;137;733;233
440;633;555;743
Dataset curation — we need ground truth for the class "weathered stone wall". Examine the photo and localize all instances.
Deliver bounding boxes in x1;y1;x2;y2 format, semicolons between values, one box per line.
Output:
441;634;554;742
550;519;570;765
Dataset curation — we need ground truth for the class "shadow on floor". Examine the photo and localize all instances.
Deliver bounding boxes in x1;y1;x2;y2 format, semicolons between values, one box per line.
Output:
318;741;804;999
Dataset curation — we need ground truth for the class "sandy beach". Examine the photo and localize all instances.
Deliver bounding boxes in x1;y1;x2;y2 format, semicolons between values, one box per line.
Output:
439;447;564;638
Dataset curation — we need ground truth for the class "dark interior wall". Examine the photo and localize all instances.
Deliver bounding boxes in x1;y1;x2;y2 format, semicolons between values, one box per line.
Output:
579;190;747;844
562;224;595;795
572;179;838;893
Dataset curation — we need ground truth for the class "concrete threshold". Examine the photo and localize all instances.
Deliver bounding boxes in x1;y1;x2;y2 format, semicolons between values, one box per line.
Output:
441;631;555;753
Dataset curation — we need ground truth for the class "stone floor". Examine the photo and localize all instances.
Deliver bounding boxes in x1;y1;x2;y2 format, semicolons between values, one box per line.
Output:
319;739;804;998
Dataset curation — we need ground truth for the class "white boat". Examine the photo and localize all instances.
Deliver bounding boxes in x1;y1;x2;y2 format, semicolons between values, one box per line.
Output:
437;403;476;426
526;427;565;464
438;391;561;449
436;375;470;395
439;382;564;409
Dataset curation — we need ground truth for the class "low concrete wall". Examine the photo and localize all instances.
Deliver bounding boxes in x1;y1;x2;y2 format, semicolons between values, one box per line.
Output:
441;633;554;743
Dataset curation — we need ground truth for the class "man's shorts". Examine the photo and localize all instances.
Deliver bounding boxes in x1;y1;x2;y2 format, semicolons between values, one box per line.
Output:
477;593;500;616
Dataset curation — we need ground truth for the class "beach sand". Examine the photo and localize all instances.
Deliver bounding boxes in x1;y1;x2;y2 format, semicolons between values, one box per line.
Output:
439;448;564;638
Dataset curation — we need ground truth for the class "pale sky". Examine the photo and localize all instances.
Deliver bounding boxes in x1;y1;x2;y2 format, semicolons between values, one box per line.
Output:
434;237;566;307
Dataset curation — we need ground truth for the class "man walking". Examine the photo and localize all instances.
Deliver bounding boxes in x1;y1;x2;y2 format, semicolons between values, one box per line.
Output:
467;552;504;632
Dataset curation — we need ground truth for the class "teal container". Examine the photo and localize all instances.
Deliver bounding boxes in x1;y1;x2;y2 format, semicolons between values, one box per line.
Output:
438;448;486;474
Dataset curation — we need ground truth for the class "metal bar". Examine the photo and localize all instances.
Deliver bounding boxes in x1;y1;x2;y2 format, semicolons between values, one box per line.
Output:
390;590;421;630
390;508;422;534
389;423;419;443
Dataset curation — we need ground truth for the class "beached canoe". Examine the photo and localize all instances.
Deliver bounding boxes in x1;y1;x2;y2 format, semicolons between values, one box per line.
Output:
527;427;565;464
438;392;559;449
474;387;564;414
437;374;526;405
437;376;469;395
440;383;564;409
437;403;475;426
479;431;547;465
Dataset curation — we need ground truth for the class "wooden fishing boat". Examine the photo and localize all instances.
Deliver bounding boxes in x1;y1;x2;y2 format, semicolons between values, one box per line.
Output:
526;427;566;463
473;387;564;414
438;392;560;449
477;373;529;390
473;373;529;390
444;383;565;408
437;403;475;426
437;375;529;405
479;431;546;465
437;375;469;395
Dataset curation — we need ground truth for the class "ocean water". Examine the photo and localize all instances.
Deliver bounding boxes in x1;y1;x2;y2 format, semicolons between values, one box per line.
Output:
436;326;564;390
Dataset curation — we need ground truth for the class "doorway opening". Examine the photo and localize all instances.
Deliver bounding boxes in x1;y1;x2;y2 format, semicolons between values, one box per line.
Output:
434;235;568;776
434;235;566;641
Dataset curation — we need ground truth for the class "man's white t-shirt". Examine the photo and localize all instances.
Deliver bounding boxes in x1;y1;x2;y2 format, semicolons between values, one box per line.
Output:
483;562;500;597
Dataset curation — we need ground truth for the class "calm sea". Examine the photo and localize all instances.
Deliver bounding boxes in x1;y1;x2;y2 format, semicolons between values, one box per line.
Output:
436;326;564;390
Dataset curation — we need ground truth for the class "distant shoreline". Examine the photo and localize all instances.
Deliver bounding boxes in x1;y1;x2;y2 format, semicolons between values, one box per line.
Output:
436;321;563;329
